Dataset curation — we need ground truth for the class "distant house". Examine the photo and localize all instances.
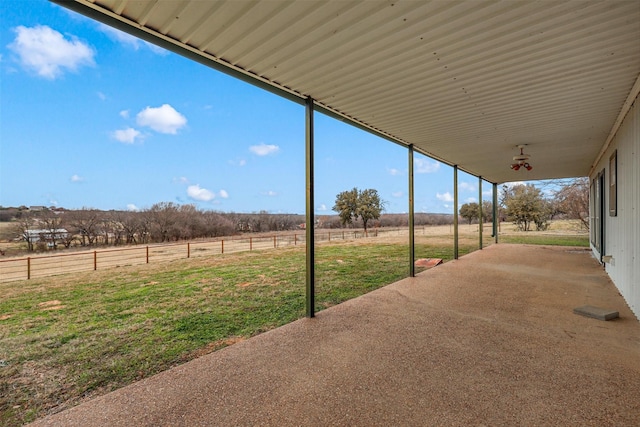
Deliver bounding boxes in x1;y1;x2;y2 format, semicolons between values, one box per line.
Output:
28;206;47;212
24;229;70;248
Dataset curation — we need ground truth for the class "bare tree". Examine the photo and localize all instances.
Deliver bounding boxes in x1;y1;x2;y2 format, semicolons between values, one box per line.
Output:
113;210;142;244
553;177;589;230
13;212;37;251
147;202;180;242
66;208;102;246
39;209;64;250
202;211;235;237
175;204;205;240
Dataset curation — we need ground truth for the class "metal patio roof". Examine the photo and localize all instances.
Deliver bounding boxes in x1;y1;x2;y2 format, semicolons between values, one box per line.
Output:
55;0;640;184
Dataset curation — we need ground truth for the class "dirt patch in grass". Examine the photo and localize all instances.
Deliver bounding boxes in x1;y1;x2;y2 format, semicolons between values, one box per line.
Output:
37;300;65;311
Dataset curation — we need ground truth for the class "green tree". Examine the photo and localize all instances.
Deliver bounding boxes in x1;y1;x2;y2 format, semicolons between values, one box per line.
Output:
482;200;493;223
459;202;479;225
333;187;384;232
459;201;493;225
501;184;552;231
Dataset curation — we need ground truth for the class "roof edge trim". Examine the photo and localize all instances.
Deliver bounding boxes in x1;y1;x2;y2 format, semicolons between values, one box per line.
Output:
589;72;640;176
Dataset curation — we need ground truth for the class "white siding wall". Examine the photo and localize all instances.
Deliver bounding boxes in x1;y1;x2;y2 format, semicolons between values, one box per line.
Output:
591;95;639;319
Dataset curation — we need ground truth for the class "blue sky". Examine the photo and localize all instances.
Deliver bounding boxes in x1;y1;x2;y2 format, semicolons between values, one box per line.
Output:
1;0;495;215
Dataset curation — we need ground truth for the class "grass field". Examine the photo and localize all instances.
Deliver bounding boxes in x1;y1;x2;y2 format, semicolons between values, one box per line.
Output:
0;224;589;426
499;234;590;246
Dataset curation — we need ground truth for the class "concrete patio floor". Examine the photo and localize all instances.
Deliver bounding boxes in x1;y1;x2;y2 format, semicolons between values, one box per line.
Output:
30;244;640;426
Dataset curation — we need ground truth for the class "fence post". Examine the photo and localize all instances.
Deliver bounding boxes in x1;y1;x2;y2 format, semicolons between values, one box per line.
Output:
27;257;31;280
146;246;149;264
94;251;97;270
250;237;253;251
294;234;297;245
274;235;276;248
187;242;190;258
221;240;224;254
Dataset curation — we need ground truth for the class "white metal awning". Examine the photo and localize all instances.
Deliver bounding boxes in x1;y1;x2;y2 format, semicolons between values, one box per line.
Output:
54;0;640;183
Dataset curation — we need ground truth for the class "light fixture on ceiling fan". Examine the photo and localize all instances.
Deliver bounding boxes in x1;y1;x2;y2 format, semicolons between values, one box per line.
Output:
510;144;532;171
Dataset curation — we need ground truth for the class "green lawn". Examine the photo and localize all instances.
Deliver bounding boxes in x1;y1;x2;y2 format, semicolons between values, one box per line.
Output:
499;234;589;247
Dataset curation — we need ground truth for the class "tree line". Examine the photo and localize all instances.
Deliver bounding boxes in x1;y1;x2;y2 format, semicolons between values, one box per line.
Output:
1;178;587;253
331;178;589;234
457;178;589;231
0;203;454;253
1;203;304;252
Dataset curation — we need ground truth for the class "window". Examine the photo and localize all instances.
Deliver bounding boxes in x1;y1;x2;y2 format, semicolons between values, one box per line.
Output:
609;150;617;216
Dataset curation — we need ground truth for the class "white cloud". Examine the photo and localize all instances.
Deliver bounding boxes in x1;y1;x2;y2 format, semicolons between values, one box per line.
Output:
119;110;130;119
414;158;440;174
392;191;403;198
127;204;139;211
459;182;476;192
388;168;401;176
8;25;95;79
436;192;454;202
112;127;142;144
98;24;140;49
97;91;106;100
249;143;279;156
218;189;229;199
97;24;168;55
136;104;187;134
262;190;278;197
187;184;217;201
146;44;168;55
174;176;189;184
70;174;84;182
317;204;328;211
466;197;477;203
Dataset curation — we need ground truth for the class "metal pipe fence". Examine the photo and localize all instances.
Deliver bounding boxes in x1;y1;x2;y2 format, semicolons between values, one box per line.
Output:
0;227;419;283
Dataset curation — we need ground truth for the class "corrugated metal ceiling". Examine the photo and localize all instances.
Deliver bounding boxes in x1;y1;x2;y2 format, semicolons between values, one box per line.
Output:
56;0;640;183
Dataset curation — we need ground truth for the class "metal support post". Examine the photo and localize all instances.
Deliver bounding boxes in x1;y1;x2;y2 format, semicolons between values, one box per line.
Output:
408;145;415;277
493;183;498;243
453;165;459;259
479;176;483;250
305;97;316;318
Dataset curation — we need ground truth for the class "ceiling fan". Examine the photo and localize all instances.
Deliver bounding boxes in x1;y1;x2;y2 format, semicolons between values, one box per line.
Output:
510;145;532;171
